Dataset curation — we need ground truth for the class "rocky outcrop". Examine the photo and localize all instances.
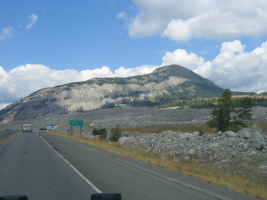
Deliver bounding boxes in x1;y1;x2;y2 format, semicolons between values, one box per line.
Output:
118;125;266;161
118;125;267;184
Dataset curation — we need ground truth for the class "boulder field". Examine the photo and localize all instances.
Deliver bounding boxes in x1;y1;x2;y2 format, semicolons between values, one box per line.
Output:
118;125;267;184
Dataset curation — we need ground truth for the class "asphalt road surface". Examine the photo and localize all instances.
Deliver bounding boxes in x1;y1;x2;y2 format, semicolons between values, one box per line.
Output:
0;129;18;143
0;131;95;200
0;131;259;200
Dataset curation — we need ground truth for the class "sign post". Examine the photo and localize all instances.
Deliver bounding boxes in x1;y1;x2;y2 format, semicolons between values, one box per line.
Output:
69;120;84;136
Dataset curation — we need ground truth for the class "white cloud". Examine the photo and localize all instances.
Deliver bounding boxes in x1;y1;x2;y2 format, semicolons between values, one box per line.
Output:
0;103;10;110
80;66;114;79
0;14;38;41
161;40;267;93
26;14;38;29
0;64;81;104
128;0;217;37
127;0;267;42
114;65;157;77
162;18;194;43
162;49;205;70
117;12;127;19
0;27;14;41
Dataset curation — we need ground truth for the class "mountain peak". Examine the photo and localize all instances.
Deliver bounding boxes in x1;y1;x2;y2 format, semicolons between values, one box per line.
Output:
0;65;223;123
152;65;203;79
153;64;186;73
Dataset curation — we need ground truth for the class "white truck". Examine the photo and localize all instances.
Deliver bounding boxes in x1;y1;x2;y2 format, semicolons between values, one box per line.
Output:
22;124;32;133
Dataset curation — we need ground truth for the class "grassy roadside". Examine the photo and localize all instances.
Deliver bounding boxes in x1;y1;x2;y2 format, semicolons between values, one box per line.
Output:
118;122;267;135
45;128;267;200
118;123;216;134
247;122;267;135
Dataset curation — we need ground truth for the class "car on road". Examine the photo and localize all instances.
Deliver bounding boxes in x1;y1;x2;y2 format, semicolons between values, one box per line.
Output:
22;124;32;133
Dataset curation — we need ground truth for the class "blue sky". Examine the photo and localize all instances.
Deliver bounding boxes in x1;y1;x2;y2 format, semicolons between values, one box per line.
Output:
1;0;171;69
1;0;267;109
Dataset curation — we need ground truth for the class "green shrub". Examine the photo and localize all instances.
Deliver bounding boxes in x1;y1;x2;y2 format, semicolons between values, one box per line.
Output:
92;128;107;139
99;130;107;139
110;124;122;142
199;129;205;136
92;128;99;135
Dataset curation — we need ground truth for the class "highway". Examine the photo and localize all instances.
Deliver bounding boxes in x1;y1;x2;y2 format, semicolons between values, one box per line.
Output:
0;130;259;200
0;131;95;200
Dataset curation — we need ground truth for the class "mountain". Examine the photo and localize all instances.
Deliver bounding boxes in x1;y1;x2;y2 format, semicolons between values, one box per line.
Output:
0;65;224;123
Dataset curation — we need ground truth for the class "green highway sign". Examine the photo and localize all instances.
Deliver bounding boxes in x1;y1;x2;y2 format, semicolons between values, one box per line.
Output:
69;120;84;126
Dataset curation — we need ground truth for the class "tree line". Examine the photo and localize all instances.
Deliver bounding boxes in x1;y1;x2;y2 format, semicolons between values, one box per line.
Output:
158;93;267;109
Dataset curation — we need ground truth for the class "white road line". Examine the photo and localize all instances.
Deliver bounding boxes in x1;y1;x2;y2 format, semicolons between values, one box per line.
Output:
80;144;234;200
40;136;102;193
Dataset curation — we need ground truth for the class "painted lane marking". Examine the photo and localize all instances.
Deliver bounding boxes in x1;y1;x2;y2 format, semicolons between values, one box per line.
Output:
0;132;20;145
40;136;102;193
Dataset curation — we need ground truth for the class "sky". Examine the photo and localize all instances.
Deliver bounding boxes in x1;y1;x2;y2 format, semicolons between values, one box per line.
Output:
1;0;267;110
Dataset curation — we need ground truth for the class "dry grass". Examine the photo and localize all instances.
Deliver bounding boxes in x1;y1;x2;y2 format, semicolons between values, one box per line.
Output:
247;122;267;135
119;124;216;134
118;122;267;135
46;130;267;199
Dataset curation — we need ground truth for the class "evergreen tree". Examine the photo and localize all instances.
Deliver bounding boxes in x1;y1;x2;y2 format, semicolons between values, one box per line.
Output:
219;89;232;130
238;97;252;120
218;108;227;132
231;97;252;131
207;89;252;132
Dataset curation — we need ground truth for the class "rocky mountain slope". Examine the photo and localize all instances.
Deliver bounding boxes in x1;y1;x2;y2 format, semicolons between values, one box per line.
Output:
0;65;224;123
